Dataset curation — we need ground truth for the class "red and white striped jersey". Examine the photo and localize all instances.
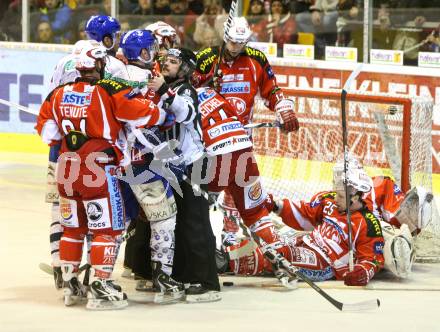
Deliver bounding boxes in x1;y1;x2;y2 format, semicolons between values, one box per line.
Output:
197;87;252;155
36;77;165;165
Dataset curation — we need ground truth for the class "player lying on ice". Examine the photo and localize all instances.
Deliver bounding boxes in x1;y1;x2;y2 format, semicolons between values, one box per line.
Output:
36;45;176;310
222;159;433;284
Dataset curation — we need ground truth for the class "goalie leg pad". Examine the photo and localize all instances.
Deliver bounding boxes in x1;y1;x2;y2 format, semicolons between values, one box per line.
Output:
131;179;177;222
150;216;176;275
381;222;415;278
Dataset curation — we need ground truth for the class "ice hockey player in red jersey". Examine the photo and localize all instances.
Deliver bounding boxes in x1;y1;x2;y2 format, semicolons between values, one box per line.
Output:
36;45;168;310
197;85;295;284
193;16;299;245
269;159;428;281
228;162;386;286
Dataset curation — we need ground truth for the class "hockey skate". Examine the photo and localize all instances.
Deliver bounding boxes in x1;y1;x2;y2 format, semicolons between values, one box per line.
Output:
272;261;298;290
63;277;87;306
152;261;185;304
185;283;221;303
86;279;128;310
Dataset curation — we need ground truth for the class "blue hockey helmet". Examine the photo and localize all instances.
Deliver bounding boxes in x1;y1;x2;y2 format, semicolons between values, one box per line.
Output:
85;15;121;46
120;29;157;64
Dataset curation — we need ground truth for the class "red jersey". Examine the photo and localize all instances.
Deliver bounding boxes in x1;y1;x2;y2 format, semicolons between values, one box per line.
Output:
365;176;405;227
194;46;284;124
36;78;165;165
197;87;252;155
279;191;385;279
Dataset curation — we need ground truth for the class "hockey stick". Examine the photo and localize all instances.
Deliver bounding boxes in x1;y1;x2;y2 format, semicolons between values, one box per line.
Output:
211;0;238;89
341;63;363;272
244;121;281;129
249;232;380;311
39;262;89;275
0;98;39;116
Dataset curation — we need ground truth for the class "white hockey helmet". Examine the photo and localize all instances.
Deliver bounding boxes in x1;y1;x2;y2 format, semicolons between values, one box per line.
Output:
333;161;372;193
224;17;252;44
145;21;178;49
76;45;107;71
72;39;100;56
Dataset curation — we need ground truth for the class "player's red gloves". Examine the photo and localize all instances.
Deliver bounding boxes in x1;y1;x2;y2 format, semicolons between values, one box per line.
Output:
275;99;299;132
343;263;375;286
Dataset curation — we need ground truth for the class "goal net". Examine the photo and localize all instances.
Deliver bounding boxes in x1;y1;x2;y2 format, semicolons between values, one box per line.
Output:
252;88;439;262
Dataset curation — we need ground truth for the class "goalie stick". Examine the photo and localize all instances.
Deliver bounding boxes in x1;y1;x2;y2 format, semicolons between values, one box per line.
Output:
341;63;363;272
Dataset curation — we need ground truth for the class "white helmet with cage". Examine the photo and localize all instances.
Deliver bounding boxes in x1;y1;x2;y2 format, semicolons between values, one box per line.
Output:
333;160;372;194
224;17;252;44
145;21;179;49
72;39;100;56
76;46;107;71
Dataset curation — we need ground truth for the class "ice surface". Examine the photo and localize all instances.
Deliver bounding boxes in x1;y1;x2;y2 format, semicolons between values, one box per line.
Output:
1;152;439;332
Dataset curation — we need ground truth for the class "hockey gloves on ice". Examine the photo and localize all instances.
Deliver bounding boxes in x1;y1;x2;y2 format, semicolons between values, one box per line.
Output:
343;263;375;286
275;99;299;133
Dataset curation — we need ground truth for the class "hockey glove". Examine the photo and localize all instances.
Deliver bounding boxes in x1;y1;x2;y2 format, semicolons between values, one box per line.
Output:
343;263;375;286
213;69;223;92
275;99;299;132
159;111;176;131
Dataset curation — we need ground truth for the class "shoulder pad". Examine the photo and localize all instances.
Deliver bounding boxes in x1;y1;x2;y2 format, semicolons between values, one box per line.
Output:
321;192;337;200
244;46;269;67
196;46;220;74
361;209;383;237
96;79;131;95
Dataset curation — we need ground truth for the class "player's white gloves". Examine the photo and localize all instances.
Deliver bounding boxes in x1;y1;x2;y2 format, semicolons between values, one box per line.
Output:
275;99;299;132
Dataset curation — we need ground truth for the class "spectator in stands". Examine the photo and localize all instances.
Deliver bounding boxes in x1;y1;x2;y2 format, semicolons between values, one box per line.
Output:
154;0;172;15
132;0;152;15
188;0;205;15
252;0;296;50
295;0;339;58
336;0;362;46
165;0;197;48
35;20;56;43
76;19;88;40
193;0;223;48
0;0;22;41
38;0;73;40
247;0;265;26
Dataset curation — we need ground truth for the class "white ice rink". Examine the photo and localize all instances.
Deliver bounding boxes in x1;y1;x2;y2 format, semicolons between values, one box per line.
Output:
1;152;440;332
